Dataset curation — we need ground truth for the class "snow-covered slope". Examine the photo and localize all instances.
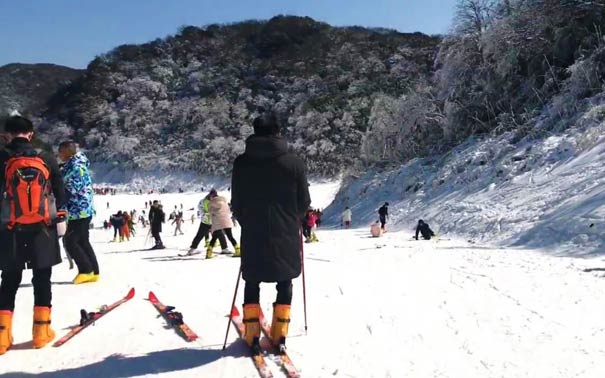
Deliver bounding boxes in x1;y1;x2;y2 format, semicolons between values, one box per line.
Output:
2;186;605;378
325;96;605;256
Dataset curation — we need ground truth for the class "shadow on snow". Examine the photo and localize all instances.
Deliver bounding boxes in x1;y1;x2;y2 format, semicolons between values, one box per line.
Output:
0;345;242;378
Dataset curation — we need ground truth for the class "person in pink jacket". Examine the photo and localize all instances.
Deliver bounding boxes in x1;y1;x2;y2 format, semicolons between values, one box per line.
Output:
206;193;240;258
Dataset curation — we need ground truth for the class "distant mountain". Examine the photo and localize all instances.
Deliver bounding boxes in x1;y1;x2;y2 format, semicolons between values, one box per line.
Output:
0;63;83;115
37;16;440;175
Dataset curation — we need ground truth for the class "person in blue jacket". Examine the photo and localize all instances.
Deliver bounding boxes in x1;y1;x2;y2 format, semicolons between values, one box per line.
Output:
58;141;99;285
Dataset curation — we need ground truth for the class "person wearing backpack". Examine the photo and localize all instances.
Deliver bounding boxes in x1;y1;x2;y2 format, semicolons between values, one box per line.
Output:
58;141;99;285
0;116;67;354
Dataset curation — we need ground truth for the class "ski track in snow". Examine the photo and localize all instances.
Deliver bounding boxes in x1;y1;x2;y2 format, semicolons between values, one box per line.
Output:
1;188;604;378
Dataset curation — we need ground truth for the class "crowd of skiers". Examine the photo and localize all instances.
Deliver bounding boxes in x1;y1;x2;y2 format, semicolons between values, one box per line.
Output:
0;112;438;359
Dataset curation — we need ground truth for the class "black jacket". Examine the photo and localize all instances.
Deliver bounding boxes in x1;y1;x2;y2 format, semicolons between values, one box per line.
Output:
0;138;67;270
415;222;435;240
149;206;165;233
232;135;311;283
378;205;388;218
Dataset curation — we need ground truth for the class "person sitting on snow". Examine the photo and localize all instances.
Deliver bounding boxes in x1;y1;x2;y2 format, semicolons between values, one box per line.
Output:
415;219;436;240
370;221;383;237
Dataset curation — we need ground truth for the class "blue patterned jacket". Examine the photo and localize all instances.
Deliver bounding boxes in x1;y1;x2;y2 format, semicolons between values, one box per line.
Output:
62;152;95;220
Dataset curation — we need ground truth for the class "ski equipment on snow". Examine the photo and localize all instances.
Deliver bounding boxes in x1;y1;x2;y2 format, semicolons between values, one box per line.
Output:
230;305;274;378
259;307;301;378
53;288;135;347
148;291;198;341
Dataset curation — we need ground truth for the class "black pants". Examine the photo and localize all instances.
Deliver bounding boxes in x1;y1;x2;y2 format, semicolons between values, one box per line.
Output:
379;216;386;230
113;225;122;238
302;224;312;239
190;222;211;249
0;268;52;311
244;280;293;305
64;217;99;275
209;230;227;249
222;228;238;247
152;228;163;246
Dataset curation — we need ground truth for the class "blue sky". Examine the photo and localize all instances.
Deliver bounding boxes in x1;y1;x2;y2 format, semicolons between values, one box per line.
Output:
0;0;457;68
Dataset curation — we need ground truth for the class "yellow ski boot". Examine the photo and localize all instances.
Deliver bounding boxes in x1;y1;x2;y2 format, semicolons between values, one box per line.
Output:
32;306;55;349
0;310;13;355
73;272;96;285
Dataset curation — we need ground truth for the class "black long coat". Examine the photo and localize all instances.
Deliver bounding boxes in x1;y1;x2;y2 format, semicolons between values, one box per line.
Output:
149;206;164;233
0;138;67;270
231;135;311;283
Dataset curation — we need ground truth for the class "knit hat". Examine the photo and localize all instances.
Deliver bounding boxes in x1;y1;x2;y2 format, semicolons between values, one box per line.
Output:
253;111;280;136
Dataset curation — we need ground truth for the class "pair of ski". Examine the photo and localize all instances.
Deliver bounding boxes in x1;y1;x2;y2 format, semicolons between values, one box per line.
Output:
231;306;300;378
53;288;198;347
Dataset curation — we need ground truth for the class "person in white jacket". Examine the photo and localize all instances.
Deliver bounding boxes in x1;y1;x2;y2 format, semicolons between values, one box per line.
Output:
342;207;352;229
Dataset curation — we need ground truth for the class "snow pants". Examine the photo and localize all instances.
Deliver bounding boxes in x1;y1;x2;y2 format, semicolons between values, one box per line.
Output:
64;217;99;275
0;268;52;311
244;280;293;306
190;222;211;249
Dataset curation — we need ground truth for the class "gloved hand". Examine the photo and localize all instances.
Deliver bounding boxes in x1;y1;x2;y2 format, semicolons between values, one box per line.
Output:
56;221;67;237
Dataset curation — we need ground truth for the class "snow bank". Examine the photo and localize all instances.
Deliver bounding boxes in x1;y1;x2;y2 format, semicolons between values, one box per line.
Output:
325;96;605;256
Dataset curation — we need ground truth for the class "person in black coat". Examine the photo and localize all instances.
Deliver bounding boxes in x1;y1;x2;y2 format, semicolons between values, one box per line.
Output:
415;219;436;240
0;116;67;353
378;202;389;230
231;111;311;351
148;201;165;249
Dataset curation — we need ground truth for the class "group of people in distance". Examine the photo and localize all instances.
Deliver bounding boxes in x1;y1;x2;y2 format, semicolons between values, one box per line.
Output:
345;201;436;240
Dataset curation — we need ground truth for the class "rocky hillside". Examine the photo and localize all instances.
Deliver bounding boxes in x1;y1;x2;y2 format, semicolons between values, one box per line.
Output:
38;16;440;175
0;63;83;114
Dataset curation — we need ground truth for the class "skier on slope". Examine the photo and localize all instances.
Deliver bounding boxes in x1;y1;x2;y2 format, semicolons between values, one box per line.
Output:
121;210;132;241
58;141;99;285
0;116;68;354
186;189;215;256
148;201;165;249
415;219;436;240
206;191;240;258
172;210;184;236
110;211;124;242
304;209;319;243
231;111;311;353
378;202;389;231
342;207;352;229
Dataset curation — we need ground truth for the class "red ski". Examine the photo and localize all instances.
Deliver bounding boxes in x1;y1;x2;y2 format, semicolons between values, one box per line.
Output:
53;288;135;347
148;291;198;342
258;307;301;378
230;306;274;378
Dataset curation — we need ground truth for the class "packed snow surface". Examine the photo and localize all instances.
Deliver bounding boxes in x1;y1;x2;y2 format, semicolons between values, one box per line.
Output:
2;185;605;378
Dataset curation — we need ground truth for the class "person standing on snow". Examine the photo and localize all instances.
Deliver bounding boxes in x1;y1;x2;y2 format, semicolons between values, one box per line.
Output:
304;209;318;243
58;141;100;285
378;202;389;231
186;189;215;255
172;210;184;236
0;116;68;354
342;207;352;228
149;201;165;249
415;219;436;240
231;111;311;353
110;211;124;241
206;191;239;258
